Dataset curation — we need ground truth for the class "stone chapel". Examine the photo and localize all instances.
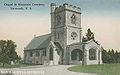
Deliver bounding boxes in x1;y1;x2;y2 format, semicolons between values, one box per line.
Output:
24;3;102;65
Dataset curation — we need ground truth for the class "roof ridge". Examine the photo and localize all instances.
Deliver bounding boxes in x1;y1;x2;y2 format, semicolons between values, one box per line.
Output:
35;33;51;38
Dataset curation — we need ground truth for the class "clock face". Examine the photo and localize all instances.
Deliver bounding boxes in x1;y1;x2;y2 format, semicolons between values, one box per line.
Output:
71;32;78;40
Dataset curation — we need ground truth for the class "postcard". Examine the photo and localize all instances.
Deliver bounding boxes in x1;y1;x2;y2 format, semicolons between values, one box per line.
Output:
0;0;120;75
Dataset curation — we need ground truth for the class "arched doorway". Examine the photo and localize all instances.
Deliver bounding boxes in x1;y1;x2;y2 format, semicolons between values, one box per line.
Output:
49;47;53;60
54;42;63;64
71;49;83;64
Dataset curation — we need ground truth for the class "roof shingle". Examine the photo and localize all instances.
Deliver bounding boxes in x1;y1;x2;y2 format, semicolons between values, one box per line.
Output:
25;33;51;50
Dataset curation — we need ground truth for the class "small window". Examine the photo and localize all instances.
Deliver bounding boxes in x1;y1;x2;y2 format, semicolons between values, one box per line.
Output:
43;49;46;56
71;14;76;24
57;32;59;39
89;48;96;60
30;51;33;57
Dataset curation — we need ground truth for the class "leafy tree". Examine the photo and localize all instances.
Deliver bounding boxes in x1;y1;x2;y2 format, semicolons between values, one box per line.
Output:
0;40;19;66
108;49;115;63
102;48;120;63
0;40;10;66
101;47;108;63
114;51;120;63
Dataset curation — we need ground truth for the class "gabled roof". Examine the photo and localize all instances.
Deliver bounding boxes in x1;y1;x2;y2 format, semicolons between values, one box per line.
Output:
83;39;100;45
25;33;51;50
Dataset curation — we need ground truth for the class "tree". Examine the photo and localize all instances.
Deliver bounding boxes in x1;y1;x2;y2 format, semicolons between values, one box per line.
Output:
86;28;95;41
102;48;120;63
6;40;18;62
114;51;120;63
107;50;114;63
82;28;95;42
0;40;10;66
101;47;108;63
114;50;120;63
0;40;18;66
108;49;116;63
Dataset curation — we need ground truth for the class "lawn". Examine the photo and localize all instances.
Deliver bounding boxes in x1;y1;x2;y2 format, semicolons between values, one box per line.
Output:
68;63;120;75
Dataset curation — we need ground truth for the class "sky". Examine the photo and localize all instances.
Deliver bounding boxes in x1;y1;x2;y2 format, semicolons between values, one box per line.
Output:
0;0;120;57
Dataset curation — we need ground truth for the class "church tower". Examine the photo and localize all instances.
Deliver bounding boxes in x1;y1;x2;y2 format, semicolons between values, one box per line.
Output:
51;3;82;64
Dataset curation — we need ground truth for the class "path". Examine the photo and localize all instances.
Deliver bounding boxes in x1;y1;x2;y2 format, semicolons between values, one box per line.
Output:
0;65;97;75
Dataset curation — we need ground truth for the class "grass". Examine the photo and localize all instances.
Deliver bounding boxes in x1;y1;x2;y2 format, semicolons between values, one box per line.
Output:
68;63;120;75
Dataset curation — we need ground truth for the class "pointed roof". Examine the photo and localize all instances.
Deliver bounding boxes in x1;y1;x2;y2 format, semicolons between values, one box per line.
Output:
83;39;100;45
25;33;51;50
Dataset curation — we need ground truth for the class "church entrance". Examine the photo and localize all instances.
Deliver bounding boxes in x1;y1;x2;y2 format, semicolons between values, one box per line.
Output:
70;49;83;64
49;47;53;60
48;46;60;65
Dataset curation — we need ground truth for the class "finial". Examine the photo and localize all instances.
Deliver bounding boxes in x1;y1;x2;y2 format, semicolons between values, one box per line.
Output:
51;3;56;6
63;3;68;6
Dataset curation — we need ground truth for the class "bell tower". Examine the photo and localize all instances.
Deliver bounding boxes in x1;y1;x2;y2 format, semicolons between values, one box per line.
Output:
51;3;56;42
50;3;82;64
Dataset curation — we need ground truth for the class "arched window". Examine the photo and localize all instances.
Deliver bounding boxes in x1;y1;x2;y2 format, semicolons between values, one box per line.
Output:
89;48;96;60
71;49;82;61
56;15;61;25
71;14;76;24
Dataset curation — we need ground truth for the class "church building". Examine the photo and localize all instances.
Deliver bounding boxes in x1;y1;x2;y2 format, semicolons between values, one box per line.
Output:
24;3;102;65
